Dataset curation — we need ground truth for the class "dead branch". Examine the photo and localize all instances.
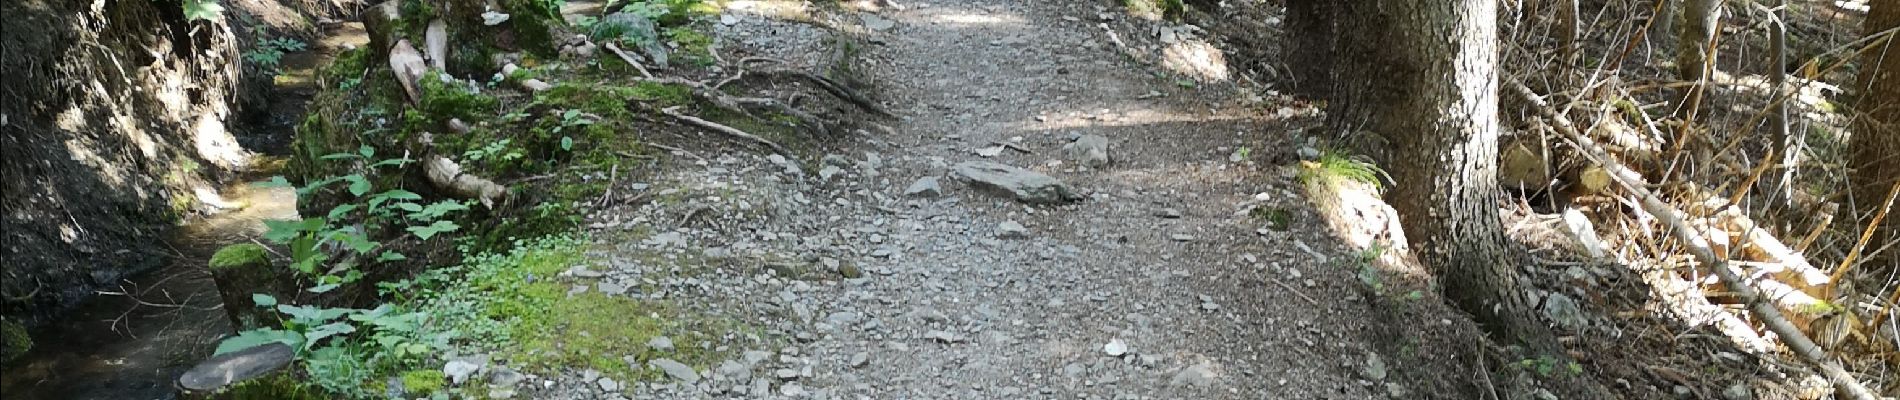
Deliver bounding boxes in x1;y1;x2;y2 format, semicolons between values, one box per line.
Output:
660;106;791;156
743;69;896;118
1510;81;1879;400
733;96;830;135
602;42;656;79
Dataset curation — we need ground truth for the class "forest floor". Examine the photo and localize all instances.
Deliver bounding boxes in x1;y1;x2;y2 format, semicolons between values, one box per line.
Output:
511;0;1501;398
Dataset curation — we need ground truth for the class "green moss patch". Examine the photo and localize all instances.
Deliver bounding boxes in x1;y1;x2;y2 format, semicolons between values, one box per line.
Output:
399;369;446;395
210;243;271;270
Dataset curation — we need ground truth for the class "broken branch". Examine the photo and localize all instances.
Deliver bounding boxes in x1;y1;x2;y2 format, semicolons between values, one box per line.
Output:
660;106;791;156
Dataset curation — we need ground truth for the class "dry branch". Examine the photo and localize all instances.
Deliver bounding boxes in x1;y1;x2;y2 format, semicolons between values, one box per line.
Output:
745;69;896;118
1510;81;1878;400
659;106;791;156
602;42;656;79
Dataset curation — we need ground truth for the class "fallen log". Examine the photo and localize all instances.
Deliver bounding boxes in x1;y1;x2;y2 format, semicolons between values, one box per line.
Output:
1510;81;1877;400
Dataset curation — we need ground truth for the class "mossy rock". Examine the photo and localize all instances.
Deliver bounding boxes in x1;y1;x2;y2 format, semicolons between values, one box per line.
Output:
209;244;271;270
0;317;31;363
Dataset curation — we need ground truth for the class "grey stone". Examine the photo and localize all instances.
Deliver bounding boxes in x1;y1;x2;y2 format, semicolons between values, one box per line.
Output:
862;14;896;31
923;330;967;343
1169;362;1218;387
1722;384;1752;400
1541;293;1587;330
649;358;700;384
1170;234;1195;242
951;161;1081;204
597;281;628;296
647;336;674;352
1156;208;1183;218
717;360;751;382
443;359;482;385
1362;352;1387;381
997;220;1030;239
597;377;620;392
775;368;800;380
821;154;853;167
1063;134;1112;168
903;177;943;197
598;12;668;67
1102;338;1128;356
487;367;525;387
849;352;870;368
819;165;845;181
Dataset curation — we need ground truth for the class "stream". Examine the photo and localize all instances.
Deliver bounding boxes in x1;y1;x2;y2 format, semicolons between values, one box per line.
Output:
0;23;365;400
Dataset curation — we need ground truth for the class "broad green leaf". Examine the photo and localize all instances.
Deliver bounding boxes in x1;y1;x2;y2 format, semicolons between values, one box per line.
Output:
214;329;301;355
377;251;408;261
410;200;469;221
263;218;323;243
357;145;375;159
561;136;574;151
562;109;581;120
301;322;356;350
368;157;414;169
307;283;340;293
326;203;359;220
395;203;425;213
319;152;361;160
251;293;278;307
343;175;371;197
406;220;460;240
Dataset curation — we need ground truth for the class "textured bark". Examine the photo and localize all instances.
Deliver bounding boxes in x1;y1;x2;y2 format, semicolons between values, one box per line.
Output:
1333;0;1556;352
1849;1;1899;268
1675;0;1722;117
1284;0;1335;100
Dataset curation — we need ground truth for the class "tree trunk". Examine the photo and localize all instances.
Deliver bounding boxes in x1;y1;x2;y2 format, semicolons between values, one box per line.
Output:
1849;0;1899;268
1284;0;1335;100
1332;0;1556;353
1675;0;1722;118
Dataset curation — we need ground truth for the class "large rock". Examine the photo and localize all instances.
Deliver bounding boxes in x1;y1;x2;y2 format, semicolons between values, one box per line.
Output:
177;343;296;394
951;161;1081;204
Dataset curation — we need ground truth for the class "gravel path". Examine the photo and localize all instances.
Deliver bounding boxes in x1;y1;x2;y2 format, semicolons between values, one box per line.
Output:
554;1;1456;398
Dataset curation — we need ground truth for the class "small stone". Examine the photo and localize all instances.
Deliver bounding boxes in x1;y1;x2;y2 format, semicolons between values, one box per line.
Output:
597;377;620;392
1062;134;1112;168
952;161;1081;204
774;368;800;381
997;220;1030;239
649;358;700;384
818;165;845;181
1541;293;1588;330
1169;234;1195;242
1102;338;1128;356
1169;362;1218;387
716;360;751;382
1721;384;1751;400
837;263;864;279
720;14;739;25
1155;208;1183;218
849;352;870;368
1362;352;1388;381
821;154;852;167
923;330;967;343
904;177;943;197
443;360;482;385
647;336;675;352
780;382;807;396
861;14;896;31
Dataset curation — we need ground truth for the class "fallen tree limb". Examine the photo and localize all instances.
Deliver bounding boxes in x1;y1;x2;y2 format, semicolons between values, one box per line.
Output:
660;106;791;156
744;69;896;118
424;155;508;209
1510;81;1878;400
602;42;656;79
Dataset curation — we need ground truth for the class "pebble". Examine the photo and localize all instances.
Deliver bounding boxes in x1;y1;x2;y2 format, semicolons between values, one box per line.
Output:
1103;338;1128;356
904;176;944;197
649;358;701;384
647;336;674;352
923;330;967;343
997;220;1030;239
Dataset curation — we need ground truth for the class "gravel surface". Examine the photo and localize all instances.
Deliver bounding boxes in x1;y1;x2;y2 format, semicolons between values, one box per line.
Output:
525;1;1477;398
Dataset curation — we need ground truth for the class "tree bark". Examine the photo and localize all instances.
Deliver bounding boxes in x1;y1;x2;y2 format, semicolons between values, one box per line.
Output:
1284;0;1334;100
1332;0;1556;353
1849;0;1899;268
1675;0;1722;118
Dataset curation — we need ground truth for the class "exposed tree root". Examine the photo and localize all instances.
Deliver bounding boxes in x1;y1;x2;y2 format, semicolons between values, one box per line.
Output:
602;42;657;79
1511;81;1879;400
424;156;509;209
659;106;792;156
744;69;896;118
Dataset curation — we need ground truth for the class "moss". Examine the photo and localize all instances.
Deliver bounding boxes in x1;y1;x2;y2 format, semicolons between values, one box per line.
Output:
0;317;30;363
1296;150;1386;191
207;374;326;400
499;0;559;57
418;76;499;122
665;27;716;67
400;369;447;395
209;243;272;270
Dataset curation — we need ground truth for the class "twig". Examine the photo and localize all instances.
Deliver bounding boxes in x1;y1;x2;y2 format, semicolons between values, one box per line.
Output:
660;106;792;156
596;164;619;208
644;143;708;164
1509;81;1879;400
1269;278;1320;306
603;42;656;79
1827;182;1900;294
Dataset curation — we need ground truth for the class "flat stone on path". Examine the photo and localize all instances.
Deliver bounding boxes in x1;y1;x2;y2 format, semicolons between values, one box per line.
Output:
649;358;700;384
904;176;943;197
1063;134;1111;167
951;161;1080;204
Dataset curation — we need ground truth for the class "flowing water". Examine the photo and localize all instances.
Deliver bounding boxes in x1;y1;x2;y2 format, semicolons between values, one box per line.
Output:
0;22;365;400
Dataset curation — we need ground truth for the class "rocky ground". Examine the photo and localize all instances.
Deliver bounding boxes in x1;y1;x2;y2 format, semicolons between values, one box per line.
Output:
448;1;1492;399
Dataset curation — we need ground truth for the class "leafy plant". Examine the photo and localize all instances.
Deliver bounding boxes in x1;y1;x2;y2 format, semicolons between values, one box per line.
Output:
464;139;526;162
182;0;224;21
552;109;594;151
245;37;309;76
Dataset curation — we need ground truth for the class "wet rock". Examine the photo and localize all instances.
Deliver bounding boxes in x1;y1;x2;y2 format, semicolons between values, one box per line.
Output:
951;161;1081;204
1063;134;1112;168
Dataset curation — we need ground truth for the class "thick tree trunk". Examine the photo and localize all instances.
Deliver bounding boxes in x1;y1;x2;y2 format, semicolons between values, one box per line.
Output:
1675;0;1722;117
1849;1;1899;268
1332;0;1556;352
1284;0;1334;100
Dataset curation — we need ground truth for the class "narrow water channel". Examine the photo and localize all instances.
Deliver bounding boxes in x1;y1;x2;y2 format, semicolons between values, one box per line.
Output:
0;22;365;400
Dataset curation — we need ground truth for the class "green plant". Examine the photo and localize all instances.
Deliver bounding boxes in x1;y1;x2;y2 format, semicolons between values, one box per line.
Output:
1513;355;1584;377
257;146;467;288
182;0;224;21
1297;150;1390;191
464;139;526;162
553;109;594;151
245;37;309;76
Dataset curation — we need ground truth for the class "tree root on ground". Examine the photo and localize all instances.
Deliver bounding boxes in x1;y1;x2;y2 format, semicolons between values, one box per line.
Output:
659;106;791;156
424;156;509;209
